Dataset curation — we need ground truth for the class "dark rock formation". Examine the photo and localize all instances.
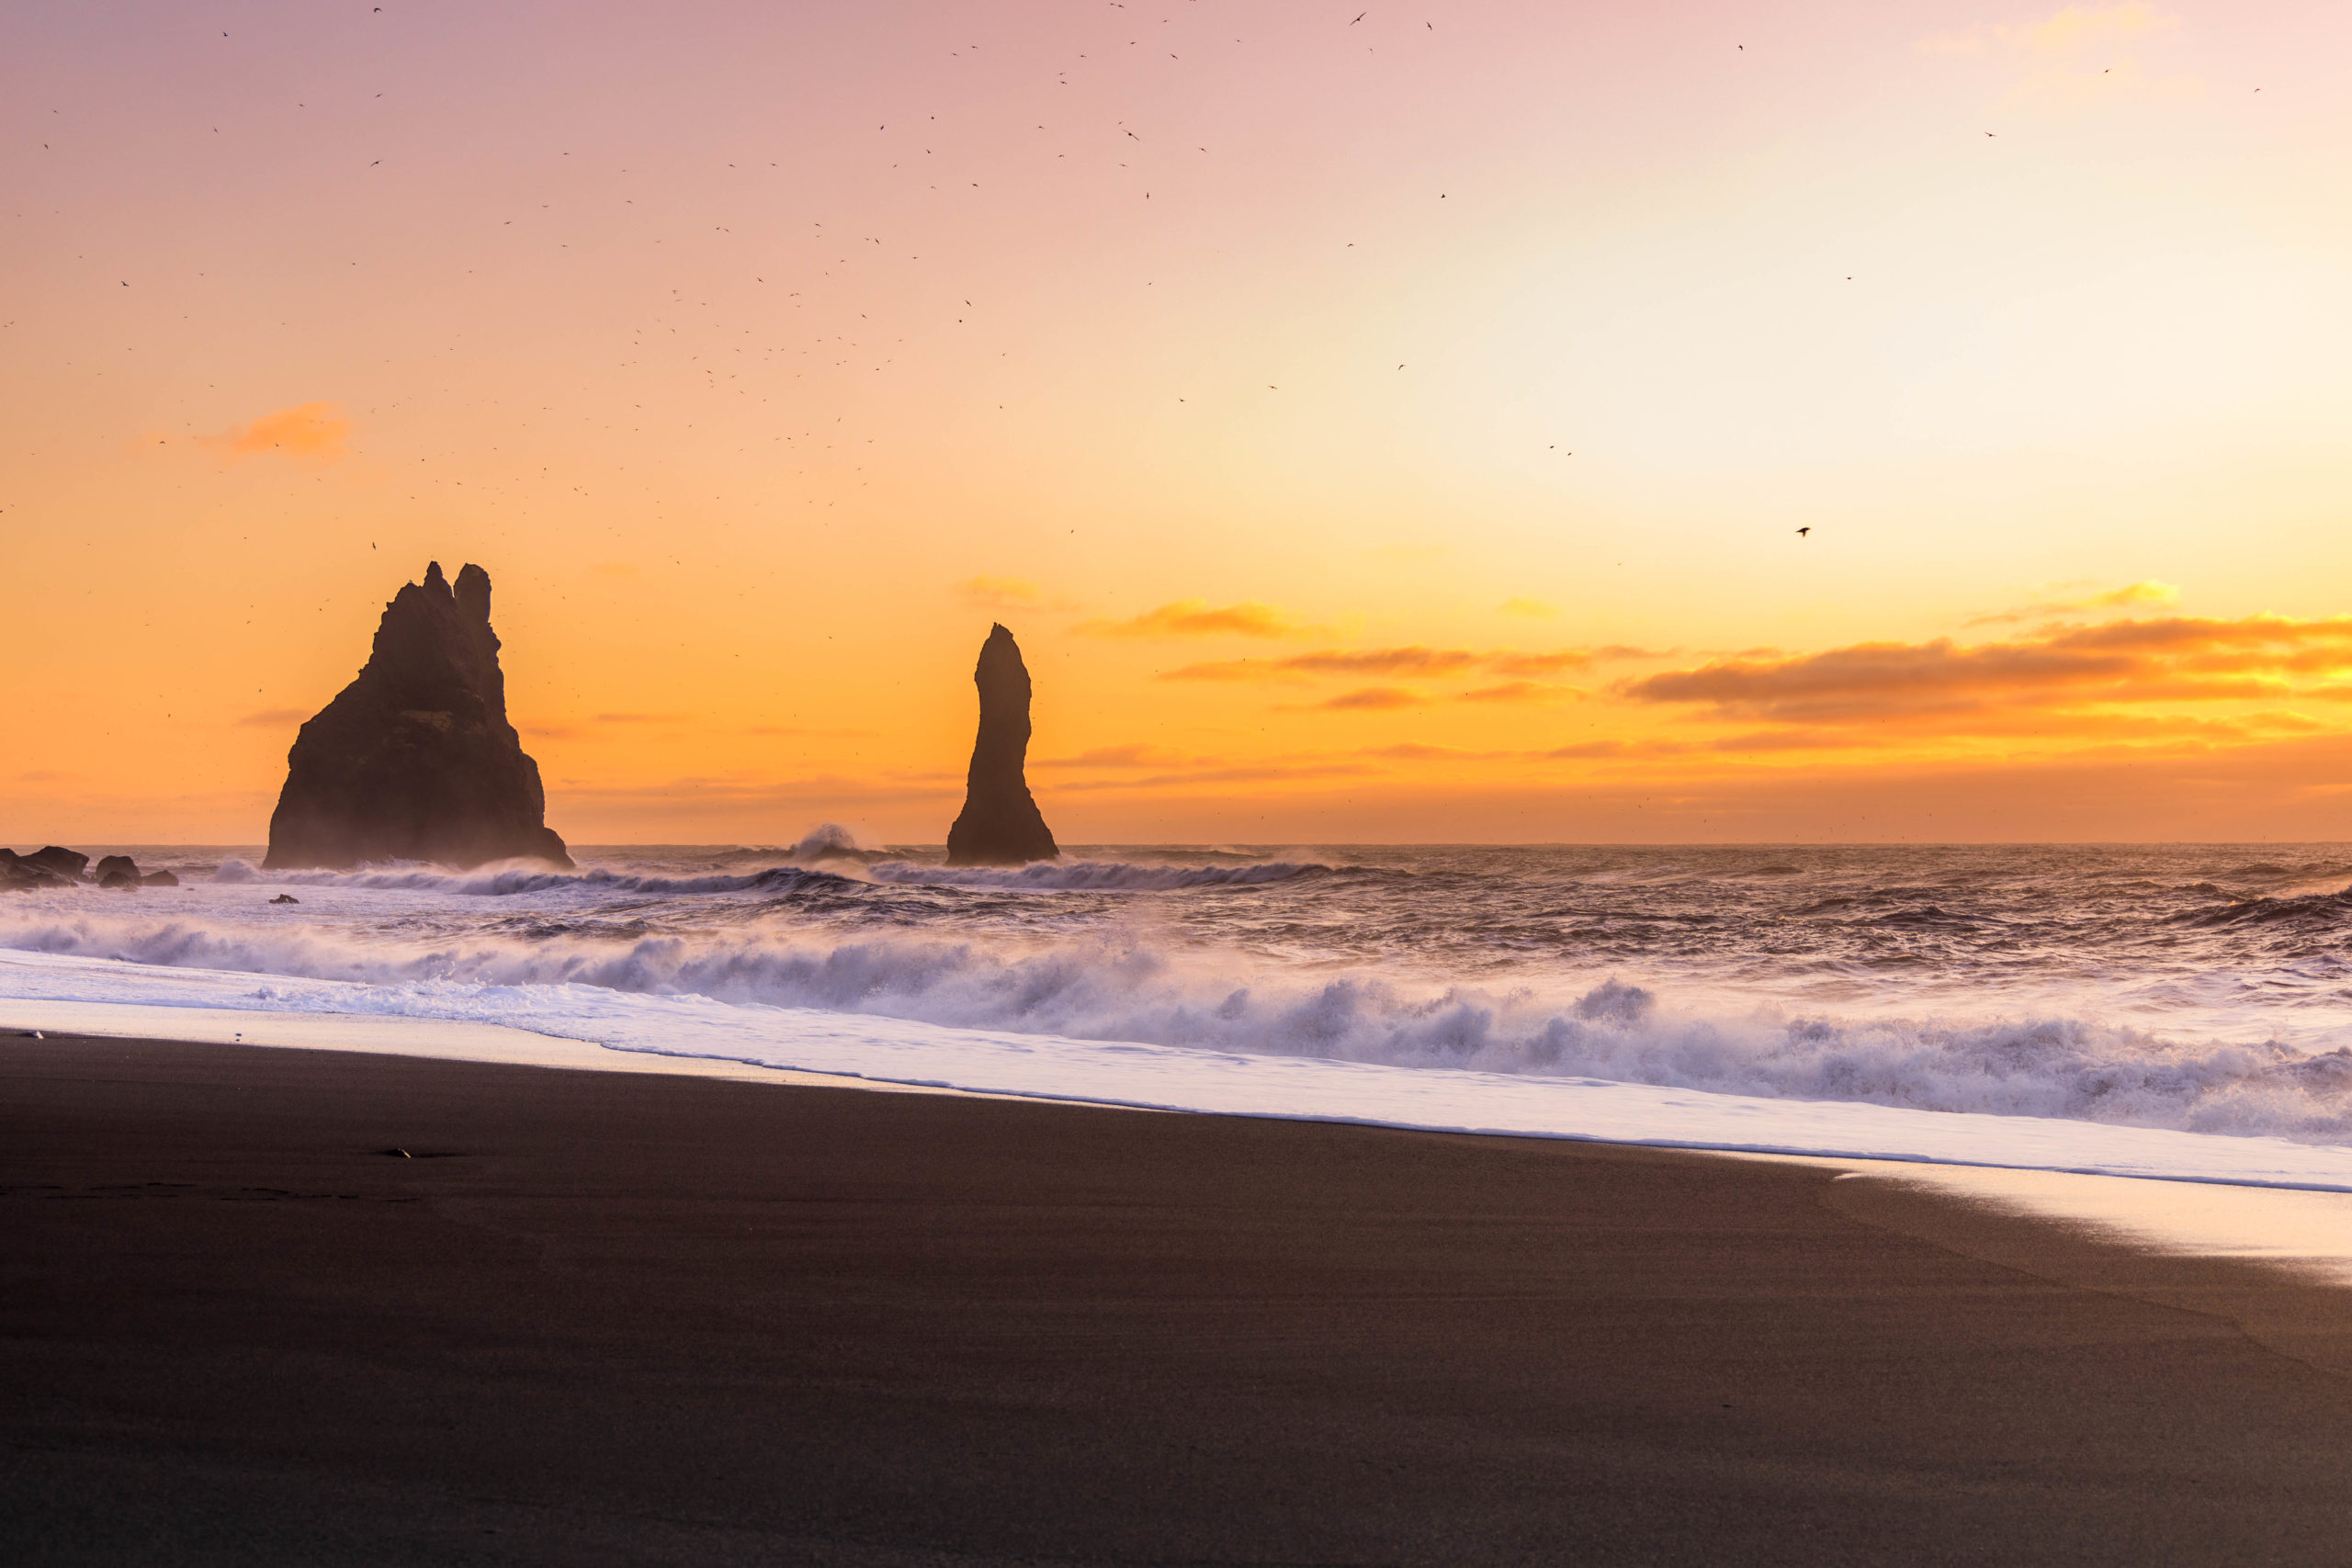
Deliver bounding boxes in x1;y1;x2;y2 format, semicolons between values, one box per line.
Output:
95;855;142;890
944;624;1058;867
265;562;571;871
141;870;180;887
23;847;88;880
1;851;70;891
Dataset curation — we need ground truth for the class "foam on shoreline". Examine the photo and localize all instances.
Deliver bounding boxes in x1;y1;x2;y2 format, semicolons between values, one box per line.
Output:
12;944;2352;1282
4;942;2351;1178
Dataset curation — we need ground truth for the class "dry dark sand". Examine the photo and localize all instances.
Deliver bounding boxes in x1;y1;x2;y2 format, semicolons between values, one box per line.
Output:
6;1035;2352;1566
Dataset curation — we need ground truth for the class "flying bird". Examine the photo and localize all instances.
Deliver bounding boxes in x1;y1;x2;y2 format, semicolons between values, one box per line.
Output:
1796;527;1811;536
1351;12;1365;22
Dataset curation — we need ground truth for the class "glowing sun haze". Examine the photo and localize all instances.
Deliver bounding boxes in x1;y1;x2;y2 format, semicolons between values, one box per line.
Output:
6;1;2351;844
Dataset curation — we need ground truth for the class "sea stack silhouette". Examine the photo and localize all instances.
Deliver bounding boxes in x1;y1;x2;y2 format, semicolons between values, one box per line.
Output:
265;562;572;871
945;623;1058;867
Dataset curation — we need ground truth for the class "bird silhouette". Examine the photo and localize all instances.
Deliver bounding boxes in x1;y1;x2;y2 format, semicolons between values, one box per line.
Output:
1796;527;1811;536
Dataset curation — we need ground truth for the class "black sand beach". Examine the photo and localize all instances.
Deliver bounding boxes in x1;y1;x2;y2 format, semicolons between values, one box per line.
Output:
6;1035;2352;1566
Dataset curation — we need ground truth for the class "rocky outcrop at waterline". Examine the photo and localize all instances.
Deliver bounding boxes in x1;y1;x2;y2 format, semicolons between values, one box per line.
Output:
1;848;80;891
18;847;87;881
264;561;571;871
2;848;175;891
944;623;1058;867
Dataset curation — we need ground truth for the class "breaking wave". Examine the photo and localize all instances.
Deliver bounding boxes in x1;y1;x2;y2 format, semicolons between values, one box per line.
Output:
211;858;863;899
5;901;2350;1144
865;859;1333;891
208;854;1333;899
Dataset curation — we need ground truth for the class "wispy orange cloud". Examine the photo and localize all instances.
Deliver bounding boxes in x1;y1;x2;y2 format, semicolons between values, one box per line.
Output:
2093;581;2180;608
1035;743;1195;770
746;725;880;739
1459;681;1582;705
1309;686;1427;711
1484;651;1597;678
197;401;350;463
1043;758;1377;792
1077;598;1317;639
1966;579;2179;627
1163;645;1606;683
1365;742;1520;762
1543;739;1696;761
1623;614;2352;739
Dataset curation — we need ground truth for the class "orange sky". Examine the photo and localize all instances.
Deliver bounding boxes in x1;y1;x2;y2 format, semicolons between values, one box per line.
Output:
6;1;2352;844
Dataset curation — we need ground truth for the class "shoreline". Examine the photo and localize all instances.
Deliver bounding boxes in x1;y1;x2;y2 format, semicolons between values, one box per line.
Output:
12;994;2352;1284
7;1034;2352;1563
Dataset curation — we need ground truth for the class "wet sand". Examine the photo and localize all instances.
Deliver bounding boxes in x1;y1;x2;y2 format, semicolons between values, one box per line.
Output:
6;1034;2351;1566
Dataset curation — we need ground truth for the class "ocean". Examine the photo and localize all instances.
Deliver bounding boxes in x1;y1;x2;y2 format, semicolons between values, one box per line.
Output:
6;840;2352;1192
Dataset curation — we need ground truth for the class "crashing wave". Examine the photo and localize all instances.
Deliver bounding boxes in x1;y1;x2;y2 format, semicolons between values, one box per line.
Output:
865;858;1333;891
212;856;861;899
5;902;2351;1145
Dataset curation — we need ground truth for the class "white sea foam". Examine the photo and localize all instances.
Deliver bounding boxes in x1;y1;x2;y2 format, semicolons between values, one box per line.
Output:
6;944;2352;1197
8;843;2352;1191
2;886;2350;1146
209;856;856;898
865;858;1328;891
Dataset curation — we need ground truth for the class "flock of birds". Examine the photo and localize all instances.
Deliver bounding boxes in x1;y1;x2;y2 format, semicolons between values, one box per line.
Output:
39;6;2257;553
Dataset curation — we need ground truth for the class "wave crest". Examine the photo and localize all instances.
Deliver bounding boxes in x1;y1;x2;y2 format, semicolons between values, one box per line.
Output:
212;859;861;898
866;859;1332;891
4;904;2349;1144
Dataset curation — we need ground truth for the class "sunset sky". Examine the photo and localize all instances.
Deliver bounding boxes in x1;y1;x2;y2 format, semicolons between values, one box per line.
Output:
6;0;2352;844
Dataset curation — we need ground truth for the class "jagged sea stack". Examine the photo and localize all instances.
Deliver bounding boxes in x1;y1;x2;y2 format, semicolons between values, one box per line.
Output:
265;562;572;870
944;624;1058;867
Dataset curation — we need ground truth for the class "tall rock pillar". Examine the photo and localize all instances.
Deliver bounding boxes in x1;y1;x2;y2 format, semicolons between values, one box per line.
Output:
944;624;1059;867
